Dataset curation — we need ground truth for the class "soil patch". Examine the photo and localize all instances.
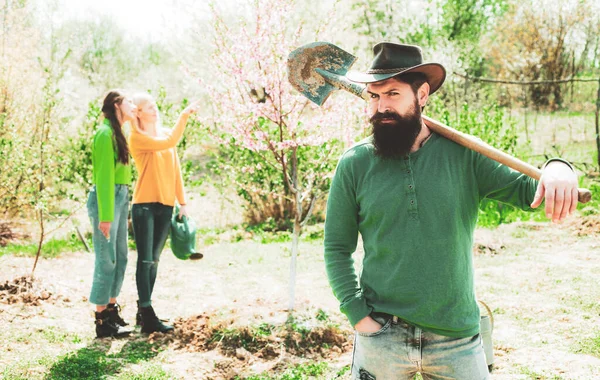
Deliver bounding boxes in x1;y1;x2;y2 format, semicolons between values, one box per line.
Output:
0;276;67;306
567;214;600;236
149;313;352;359
473;242;505;255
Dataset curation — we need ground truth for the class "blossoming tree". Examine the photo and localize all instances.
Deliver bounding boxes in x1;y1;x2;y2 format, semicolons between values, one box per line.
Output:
202;0;365;310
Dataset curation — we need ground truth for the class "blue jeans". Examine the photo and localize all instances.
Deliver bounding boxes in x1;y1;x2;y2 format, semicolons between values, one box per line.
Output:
87;185;129;306
352;314;490;380
131;203;173;308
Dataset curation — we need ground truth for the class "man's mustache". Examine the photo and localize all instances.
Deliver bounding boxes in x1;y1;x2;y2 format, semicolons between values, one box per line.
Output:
370;111;402;124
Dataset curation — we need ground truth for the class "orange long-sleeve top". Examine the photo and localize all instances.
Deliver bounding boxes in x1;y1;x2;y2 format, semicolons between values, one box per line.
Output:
128;114;189;206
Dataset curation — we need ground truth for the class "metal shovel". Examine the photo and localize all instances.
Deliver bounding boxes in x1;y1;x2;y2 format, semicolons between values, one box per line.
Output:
287;42;591;203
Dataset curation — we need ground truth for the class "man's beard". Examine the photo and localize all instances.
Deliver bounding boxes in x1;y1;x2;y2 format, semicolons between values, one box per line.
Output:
370;98;422;159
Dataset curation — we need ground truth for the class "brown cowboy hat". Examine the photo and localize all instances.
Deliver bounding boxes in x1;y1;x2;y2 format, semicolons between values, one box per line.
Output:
347;42;446;94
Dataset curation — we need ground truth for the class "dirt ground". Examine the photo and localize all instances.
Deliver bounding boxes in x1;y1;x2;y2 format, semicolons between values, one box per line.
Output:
1;216;599;379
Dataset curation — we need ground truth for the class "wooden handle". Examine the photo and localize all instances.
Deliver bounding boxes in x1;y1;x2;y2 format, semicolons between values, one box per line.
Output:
422;115;592;204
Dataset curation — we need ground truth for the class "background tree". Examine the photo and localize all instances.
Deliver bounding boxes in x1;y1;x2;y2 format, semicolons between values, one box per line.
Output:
200;0;365;310
483;0;596;109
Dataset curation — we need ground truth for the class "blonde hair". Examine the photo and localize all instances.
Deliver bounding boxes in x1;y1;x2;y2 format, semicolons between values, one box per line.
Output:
132;93;161;133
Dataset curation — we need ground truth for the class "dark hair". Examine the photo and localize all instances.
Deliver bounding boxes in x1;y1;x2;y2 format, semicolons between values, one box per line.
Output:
394;72;428;95
101;90;130;165
394;72;428;111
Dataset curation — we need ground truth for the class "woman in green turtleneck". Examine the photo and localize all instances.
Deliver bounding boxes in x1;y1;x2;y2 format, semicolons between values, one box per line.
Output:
87;90;136;338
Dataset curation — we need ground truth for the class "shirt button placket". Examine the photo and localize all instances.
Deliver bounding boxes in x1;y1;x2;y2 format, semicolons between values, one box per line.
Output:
404;156;418;219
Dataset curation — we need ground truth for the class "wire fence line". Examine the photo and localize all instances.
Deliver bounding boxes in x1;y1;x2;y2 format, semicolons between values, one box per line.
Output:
453;72;600;169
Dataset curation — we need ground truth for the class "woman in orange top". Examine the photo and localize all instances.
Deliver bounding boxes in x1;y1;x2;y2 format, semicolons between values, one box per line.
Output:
129;93;200;333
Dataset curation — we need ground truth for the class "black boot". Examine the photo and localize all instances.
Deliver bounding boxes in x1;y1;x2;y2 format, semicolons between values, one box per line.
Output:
136;301;142;326
95;309;133;338
107;303;128;326
140;305;174;334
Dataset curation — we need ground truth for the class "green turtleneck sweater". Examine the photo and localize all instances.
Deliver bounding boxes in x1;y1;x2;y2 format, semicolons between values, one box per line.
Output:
324;133;538;338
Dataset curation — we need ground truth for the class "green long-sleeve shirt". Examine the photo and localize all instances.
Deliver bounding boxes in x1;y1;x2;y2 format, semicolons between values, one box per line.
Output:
92;119;132;222
324;133;538;338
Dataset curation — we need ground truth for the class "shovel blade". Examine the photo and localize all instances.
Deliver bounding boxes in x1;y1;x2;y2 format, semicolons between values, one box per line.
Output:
288;41;358;106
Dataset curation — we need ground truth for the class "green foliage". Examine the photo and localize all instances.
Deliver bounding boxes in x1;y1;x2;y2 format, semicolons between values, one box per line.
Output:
206;136;338;230
14;327;81;345
152;87;207;187
115;366;175;380
240;362;329;380
315;309;329;322
335;365;351;378
208;312;347;363
350;0;437;46
284;314;313;338
280;362;328;380
60;16;172;88
476;198;546;228
60;101;102;200
196;223;323;246
442;0;508;42
115;341;162;364
0;233;86;259
208;325;271;352
0;40;72;217
46;347;120;380
46;340;163;380
350;0;508;75
574;331;600;357
579;181;600;216
441;0;509;74
518;366;565;380
429;101;545;227
114;364;175;380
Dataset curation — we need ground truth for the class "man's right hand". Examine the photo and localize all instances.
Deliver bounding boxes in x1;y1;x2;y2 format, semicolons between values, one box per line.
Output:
354;315;383;334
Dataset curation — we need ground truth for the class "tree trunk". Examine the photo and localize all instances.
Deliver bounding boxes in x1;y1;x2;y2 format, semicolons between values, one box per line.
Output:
288;147;301;312
31;208;44;278
595;78;600;170
288;214;301;311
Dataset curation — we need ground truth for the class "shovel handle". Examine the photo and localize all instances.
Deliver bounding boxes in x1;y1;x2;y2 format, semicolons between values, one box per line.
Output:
422;115;592;204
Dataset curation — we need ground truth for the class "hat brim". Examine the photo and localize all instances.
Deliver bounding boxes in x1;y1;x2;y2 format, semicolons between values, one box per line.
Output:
347;63;446;95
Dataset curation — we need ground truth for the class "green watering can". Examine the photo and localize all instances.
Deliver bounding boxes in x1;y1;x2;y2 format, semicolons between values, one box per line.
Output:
170;205;203;260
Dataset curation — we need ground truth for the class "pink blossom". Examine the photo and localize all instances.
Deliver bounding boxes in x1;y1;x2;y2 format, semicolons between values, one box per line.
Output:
200;0;368;228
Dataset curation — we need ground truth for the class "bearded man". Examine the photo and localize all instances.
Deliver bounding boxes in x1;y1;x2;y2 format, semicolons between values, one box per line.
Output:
323;42;579;379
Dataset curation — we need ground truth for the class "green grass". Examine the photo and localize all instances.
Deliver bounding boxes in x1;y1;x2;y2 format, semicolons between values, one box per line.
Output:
240;361;329;380
113;341;162;364
46;346;120;380
519;366;565;379
2;355;56;380
36;327;81;344
197;223;325;246
315;308;329;322
44;340;164;380
279;362;328;380
573;331;600;358
114;363;177;380
335;366;350;378
0;233;86;258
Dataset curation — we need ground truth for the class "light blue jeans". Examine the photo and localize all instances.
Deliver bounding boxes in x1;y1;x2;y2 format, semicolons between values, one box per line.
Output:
352;314;490;380
87;185;129;306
